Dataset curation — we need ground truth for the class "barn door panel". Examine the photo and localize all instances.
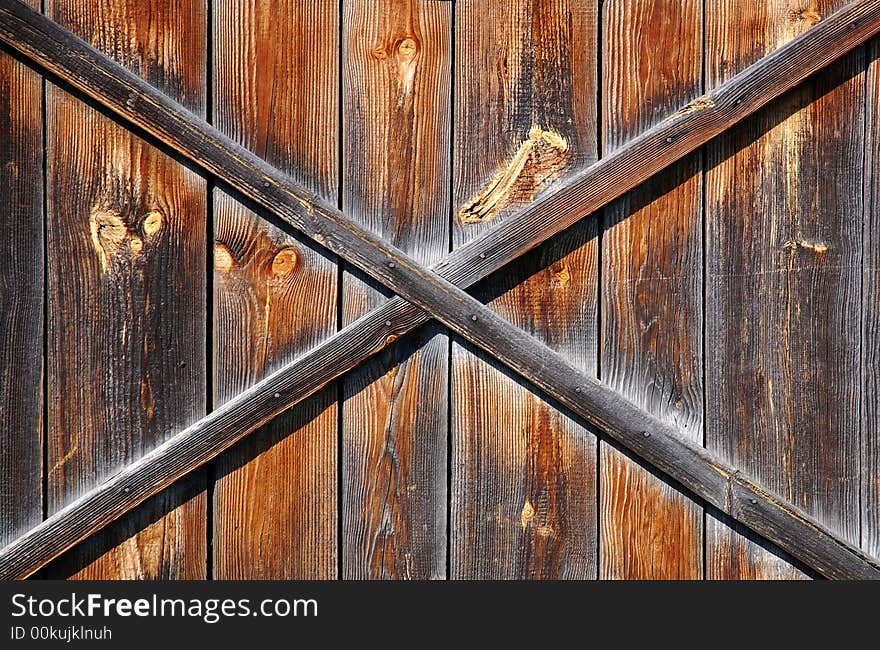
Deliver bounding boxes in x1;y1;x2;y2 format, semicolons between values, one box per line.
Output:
2;0;879;582
0;0;43;550
44;0;208;578
705;0;865;579
599;0;704;579
450;0;599;579
212;0;340;579
341;0;451;579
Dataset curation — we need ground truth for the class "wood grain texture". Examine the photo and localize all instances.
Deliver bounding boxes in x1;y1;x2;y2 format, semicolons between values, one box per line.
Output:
450;0;599;579
863;36;880;559
4;0;880;579
0;0;42;548
44;0;206;578
341;0;450;579
212;0;338;580
599;0;703;579
705;0;864;579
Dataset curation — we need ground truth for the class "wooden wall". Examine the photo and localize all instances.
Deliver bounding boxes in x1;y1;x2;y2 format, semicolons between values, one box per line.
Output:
1;0;878;579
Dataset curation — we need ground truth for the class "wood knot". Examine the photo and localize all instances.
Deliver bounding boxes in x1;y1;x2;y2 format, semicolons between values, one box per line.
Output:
271;248;298;277
791;8;822;25
497;48;510;79
142;210;163;236
520;500;535;529
800;240;828;254
370;45;388;60
393;36;420;94
88;202;166;272
550;264;571;287
397;37;418;59
783;239;828;254
140;377;155;420
89;207;129;272
460;125;570;224
214;243;234;272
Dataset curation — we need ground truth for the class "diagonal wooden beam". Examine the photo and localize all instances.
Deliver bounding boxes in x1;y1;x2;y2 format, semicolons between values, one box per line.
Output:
1;0;879;579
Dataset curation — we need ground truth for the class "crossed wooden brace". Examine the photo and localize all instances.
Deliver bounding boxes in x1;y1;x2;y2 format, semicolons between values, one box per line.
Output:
2;0;880;580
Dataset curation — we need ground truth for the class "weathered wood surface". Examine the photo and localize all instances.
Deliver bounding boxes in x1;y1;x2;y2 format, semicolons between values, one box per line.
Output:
43;0;207;578
705;0;864;579
2;0;880;579
450;0;598;579
599;0;703;579
212;0;339;580
341;0;450;579
865;36;880;560
0;0;42;549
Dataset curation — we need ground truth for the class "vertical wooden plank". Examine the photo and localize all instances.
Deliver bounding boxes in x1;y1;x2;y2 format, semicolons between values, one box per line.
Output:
341;0;450;579
863;37;879;559
450;0;598;579
45;0;207;578
599;0;703;579
212;0;339;579
0;0;42;547
705;0;863;579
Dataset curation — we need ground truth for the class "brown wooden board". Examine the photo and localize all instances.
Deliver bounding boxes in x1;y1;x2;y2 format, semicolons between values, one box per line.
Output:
44;0;207;578
864;36;880;560
450;0;599;579
599;0;703;579
212;0;339;580
0;0;42;548
341;0;451;579
705;0;864;579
